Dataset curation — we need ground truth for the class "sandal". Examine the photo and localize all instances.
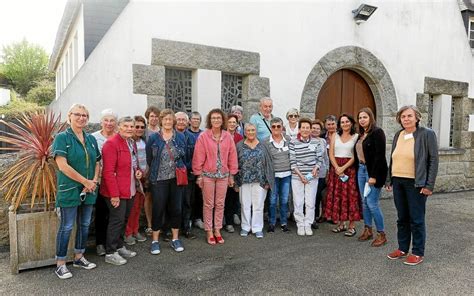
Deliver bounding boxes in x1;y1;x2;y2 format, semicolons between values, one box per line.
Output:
344;228;357;237
207;236;216;245
215;236;225;244
332;225;347;233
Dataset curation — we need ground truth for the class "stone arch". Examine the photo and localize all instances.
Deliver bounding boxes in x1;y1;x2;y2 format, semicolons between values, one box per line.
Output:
299;46;398;140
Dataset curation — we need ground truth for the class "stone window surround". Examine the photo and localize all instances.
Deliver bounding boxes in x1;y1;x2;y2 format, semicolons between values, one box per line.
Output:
299;46;399;142
417;76;474;191
132;39;270;121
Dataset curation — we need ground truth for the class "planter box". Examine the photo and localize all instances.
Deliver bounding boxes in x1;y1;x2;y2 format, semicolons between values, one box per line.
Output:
9;208;75;274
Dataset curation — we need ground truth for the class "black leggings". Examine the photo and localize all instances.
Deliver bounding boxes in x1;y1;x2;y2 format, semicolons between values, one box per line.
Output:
150;178;182;231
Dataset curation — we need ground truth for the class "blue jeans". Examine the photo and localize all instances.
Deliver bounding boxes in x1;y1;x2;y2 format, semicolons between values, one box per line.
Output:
269;175;291;226
357;164;384;232
56;204;94;260
392;177;427;256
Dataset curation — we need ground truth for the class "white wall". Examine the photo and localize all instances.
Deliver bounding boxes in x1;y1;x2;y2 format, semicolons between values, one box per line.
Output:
50;0;473;123
0;88;10;107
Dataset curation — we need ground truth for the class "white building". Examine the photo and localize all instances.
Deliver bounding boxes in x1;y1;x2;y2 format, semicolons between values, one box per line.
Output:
48;0;474;191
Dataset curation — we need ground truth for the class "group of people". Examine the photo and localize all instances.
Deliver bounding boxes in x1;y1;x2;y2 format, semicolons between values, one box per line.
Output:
52;97;439;279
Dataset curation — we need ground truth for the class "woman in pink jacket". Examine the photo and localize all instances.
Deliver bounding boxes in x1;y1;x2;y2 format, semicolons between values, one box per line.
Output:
193;109;238;245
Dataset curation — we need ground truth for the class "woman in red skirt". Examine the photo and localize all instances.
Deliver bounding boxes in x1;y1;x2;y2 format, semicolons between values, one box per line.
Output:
324;114;362;237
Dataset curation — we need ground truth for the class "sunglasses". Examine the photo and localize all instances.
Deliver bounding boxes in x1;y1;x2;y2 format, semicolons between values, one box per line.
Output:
135;125;145;129
271;124;282;129
71;113;88;118
288;114;299;118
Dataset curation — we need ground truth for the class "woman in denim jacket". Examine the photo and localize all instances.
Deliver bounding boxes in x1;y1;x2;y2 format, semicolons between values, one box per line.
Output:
146;109;187;255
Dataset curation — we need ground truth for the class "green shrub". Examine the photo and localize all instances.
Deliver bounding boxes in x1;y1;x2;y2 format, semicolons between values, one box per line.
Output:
0;98;44;120
26;80;55;106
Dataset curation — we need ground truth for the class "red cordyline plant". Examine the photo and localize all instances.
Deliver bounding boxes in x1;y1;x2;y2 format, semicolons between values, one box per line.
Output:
0;111;66;212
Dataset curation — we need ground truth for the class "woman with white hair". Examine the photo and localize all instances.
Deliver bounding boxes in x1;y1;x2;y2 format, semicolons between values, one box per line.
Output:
284;108;300;140
92;108;118;257
52;103;101;279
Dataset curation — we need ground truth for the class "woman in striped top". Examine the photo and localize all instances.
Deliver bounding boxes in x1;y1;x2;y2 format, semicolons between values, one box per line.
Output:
289;118;324;236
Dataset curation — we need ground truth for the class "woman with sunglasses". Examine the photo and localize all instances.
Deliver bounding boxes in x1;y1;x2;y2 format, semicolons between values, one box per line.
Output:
264;117;291;233
124;116;149;245
284;108;300;140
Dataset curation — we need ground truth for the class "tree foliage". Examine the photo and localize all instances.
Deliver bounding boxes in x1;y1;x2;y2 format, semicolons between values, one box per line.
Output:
2;40;49;96
26;80;55;106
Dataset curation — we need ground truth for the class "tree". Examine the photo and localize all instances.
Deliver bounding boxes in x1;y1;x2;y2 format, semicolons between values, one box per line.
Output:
26;80;55;106
2;40;49;96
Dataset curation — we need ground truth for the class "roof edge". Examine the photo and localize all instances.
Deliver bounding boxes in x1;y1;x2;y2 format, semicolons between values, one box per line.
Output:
49;0;82;71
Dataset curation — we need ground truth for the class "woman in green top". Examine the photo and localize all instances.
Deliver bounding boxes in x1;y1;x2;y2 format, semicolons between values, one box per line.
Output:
52;104;101;280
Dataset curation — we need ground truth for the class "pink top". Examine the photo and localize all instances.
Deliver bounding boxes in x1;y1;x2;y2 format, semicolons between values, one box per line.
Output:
192;129;238;176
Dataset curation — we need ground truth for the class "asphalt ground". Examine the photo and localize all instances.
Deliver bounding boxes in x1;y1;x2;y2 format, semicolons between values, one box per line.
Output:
0;191;472;295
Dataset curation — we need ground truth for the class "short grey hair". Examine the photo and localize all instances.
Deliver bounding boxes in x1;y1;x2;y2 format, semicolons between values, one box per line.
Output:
230;105;243;113
100;108;118;122
396;105;422;127
175;111;189;121
270;117;283;125
190;111;202;120
286;108;299;119
324;115;337;123
118;116;134;126
260;97;272;105
244;122;256;131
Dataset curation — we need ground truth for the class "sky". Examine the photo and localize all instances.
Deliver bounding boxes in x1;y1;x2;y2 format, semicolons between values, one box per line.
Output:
0;0;67;56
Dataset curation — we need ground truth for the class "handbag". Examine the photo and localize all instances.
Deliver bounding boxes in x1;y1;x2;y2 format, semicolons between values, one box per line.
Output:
165;142;188;186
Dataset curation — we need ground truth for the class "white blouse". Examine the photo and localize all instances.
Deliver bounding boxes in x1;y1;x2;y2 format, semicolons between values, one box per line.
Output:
334;133;359;158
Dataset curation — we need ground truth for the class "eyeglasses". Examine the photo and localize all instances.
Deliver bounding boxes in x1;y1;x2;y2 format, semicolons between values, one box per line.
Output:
271;124;282;129
71;113;88;118
135;125;145;129
211;117;222;121
288;114;299;118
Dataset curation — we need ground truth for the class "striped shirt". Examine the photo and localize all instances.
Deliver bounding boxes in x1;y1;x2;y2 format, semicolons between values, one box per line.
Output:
289;135;324;175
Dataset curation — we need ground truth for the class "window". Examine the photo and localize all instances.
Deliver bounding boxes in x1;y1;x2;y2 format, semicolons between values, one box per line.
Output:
221;73;243;113
73;33;78;75
165;68;193;113
469;18;474;48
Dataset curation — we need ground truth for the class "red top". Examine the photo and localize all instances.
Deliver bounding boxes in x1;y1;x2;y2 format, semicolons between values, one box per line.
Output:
231;132;243;144
100;134;133;199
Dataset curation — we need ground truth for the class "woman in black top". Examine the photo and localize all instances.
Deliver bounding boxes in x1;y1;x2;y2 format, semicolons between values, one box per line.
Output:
355;107;388;247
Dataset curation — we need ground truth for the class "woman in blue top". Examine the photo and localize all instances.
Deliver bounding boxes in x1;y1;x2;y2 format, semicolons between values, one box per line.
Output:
52;103;100;279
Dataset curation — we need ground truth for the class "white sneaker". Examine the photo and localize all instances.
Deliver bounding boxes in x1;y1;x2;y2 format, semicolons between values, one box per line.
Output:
305;227;313;236
297;227;305;236
105;252;127;265
194;219;204;230
233;214;241;225
118;246;137;258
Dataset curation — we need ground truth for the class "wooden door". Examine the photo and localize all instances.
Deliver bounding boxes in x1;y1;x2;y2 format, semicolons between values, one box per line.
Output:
315;69;375;120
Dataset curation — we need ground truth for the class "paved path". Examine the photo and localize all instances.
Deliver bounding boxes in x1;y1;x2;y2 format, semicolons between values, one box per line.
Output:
0;191;472;295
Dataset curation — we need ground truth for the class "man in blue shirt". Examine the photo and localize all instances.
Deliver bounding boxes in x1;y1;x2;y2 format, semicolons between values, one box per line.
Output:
249;97;274;141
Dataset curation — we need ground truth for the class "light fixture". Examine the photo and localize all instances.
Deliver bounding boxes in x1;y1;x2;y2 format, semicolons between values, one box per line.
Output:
352;4;377;24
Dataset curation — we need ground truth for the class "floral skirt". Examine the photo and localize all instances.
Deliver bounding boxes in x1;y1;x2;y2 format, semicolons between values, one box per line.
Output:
324;157;362;222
